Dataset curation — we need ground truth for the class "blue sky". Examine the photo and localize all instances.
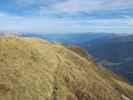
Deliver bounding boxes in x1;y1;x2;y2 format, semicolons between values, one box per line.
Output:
0;0;133;33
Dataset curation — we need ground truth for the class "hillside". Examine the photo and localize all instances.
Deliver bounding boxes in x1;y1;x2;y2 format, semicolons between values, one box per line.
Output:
27;33;133;84
86;35;133;83
0;36;133;100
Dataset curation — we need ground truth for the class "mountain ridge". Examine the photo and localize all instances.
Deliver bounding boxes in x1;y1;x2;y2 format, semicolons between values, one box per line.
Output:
24;33;133;84
0;36;132;100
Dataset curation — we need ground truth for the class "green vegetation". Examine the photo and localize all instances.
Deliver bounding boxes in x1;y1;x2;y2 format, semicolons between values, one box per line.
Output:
0;36;132;100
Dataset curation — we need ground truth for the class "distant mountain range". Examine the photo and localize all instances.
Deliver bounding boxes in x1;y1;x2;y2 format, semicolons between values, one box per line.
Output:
0;32;24;37
24;33;133;84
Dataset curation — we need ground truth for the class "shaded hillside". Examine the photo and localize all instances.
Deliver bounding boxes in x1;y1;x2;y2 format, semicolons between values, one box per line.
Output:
86;36;133;84
0;36;132;100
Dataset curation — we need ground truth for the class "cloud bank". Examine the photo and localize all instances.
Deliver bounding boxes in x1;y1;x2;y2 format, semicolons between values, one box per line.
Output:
0;0;133;33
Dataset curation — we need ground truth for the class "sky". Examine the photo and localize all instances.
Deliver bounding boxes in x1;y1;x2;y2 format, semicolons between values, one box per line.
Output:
0;0;133;34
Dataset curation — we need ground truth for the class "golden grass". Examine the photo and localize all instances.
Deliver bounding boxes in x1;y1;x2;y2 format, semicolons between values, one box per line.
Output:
0;36;132;100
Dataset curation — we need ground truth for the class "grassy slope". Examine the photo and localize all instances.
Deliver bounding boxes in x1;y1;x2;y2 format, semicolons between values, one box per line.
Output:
0;36;132;100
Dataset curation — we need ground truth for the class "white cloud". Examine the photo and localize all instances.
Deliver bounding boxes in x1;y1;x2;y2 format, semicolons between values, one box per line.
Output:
52;0;133;12
0;0;132;33
0;12;133;33
8;0;133;13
